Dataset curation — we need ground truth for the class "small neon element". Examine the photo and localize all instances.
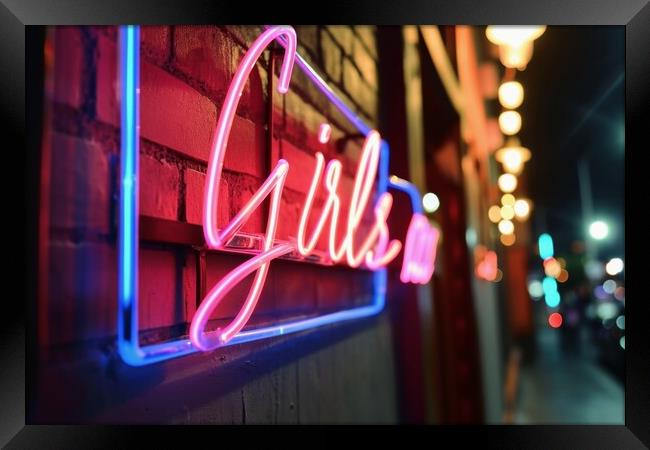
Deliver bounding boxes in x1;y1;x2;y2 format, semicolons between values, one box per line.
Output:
548;312;563;328
400;213;439;284
538;233;554;259
619;336;625;350
318;123;332;144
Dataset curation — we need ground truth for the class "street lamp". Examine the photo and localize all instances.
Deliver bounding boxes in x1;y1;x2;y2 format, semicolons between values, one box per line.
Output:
589;220;609;240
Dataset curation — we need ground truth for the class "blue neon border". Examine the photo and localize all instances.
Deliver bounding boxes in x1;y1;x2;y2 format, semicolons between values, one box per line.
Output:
117;25;424;366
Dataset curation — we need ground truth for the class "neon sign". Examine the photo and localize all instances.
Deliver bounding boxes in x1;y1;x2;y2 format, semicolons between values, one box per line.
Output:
118;25;439;365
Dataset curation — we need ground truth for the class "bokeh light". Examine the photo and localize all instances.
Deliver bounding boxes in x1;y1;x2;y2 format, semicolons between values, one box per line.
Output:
528;280;543;299
500;205;515;220
589;220;609;240
488;205;502;223
605;257;624;275
498;173;518;193
422;192;440;213
498;81;524;109
498;111;522;135
548;312;563;328
513;198;531;220
500;233;516;246
501;194;515;206
538;233;554;259
498;219;515;235
603;279;617;294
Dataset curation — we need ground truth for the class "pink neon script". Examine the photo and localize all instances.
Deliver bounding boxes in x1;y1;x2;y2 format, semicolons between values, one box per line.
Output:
190;26;403;352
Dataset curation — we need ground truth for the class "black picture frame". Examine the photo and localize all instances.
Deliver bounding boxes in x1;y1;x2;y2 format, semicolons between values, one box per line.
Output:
4;0;648;447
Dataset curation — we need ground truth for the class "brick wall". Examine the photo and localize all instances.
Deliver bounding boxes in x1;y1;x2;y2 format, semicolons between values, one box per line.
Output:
37;25;398;423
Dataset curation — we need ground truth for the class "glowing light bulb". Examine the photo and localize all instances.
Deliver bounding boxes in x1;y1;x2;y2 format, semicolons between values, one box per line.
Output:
548;312;563;328
538;233;554;259
500;205;515;220
498;219;514;235
605;257;624;275
501;194;515;206
498;173;517;193
589;220;609;240
528;280;543;298
498;81;524;109
488;205;502;223
514;198;531;220
486;26;547;47
495;144;531;175
499;111;522;135
500;233;516;246
422;192;440;213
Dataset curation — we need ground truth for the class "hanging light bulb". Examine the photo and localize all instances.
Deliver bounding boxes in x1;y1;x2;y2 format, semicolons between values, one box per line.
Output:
486;26;546;70
495;138;531;174
498;81;524;109
499;110;522;135
514;198;532;220
498;173;518;193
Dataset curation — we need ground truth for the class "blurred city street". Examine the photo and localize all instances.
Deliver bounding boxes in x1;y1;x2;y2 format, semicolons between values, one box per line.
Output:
515;325;624;424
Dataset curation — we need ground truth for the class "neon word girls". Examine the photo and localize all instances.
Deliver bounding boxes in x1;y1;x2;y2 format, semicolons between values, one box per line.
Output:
117;25;439;365
189;26;439;351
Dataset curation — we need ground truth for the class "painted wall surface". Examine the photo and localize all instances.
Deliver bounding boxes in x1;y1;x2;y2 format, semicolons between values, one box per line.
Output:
34;25;401;423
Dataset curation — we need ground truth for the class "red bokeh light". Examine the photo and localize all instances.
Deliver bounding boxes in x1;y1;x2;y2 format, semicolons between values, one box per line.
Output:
548;312;563;328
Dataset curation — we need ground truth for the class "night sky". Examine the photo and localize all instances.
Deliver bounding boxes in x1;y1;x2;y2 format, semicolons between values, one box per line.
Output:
517;26;625;262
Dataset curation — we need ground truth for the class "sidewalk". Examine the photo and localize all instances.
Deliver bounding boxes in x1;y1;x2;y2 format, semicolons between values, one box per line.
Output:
514;326;624;424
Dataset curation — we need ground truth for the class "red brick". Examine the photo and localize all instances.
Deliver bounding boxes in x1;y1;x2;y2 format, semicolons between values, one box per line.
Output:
223;115;265;178
183;252;197;320
53;27;83;109
48;242;117;344
140;62;217;161
281;139;318;195
139;154;179;220
173;26;232;99
49;133;109;233
139;248;188;330
141;26;170;64
272;260;318;315
202;252;275;321
276;192;301;243
226;174;264;234
96;34;118;126
185;168;229;228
